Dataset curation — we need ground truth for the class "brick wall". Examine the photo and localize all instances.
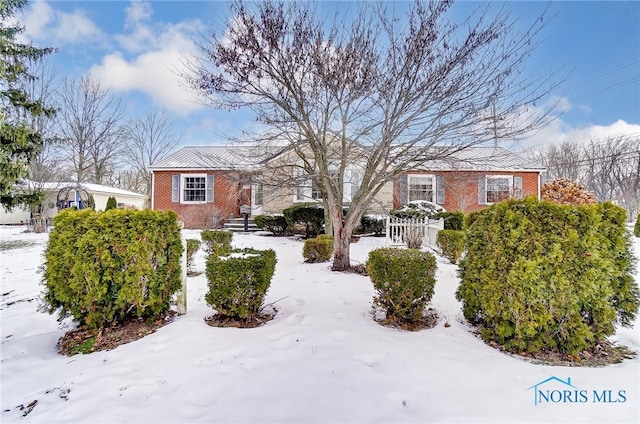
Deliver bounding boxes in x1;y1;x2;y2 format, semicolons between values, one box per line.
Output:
393;170;541;213
153;170;241;229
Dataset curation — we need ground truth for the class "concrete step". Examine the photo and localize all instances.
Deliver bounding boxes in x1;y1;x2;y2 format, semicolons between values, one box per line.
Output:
223;218;260;232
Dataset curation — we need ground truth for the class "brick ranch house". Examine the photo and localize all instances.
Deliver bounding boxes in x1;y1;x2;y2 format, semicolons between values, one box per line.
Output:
150;145;544;229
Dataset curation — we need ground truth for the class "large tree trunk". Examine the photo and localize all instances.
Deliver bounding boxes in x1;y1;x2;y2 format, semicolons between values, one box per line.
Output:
331;205;355;271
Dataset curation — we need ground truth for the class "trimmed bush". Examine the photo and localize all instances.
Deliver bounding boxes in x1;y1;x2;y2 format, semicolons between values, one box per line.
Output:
390;201;444;219
283;204;324;238
105;196;117;211
433;211;465;231
367;248;437;323
254;214;288;236
436;230;465;264
361;215;386;235
303;235;333;262
456;198;639;355
44;209;183;330
634;214;639;237
186;239;201;274
205;248;277;320
201;230;233;256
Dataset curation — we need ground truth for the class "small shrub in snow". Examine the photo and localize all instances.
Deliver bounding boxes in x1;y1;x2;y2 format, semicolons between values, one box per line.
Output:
201;230;233;256
436;230;465;264
303;235;333;262
634;214;639;237
283;204;324;238
186;239;201;274
44;209;183;330
367;248;437;324
456;198;639;355
205;248;277;320
254;214;288;236
360;215;386;235
433;211;465;231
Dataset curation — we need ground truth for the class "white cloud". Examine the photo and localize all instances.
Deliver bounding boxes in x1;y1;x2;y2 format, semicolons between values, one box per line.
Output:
20;0;102;44
124;0;153;29
90;17;205;116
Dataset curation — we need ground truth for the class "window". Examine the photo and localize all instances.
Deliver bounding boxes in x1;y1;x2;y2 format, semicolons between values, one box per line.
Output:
479;175;523;204
407;174;435;202
294;167;356;203
172;174;214;204
253;183;263;206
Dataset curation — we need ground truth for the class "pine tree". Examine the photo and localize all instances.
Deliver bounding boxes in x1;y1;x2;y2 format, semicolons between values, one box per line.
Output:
105;196;117;211
1;0;56;209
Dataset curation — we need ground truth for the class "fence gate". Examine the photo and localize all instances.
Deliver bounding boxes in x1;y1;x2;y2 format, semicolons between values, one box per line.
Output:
385;216;444;249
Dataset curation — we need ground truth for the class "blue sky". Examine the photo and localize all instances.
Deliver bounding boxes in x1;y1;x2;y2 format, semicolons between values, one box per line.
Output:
17;0;640;151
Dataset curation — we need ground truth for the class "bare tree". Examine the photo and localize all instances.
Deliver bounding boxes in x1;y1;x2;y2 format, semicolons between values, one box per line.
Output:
56;77;126;184
123;111;181;195
534;140;584;183
188;0;560;270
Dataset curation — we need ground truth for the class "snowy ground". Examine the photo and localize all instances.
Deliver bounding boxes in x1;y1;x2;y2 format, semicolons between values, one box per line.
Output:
1;225;638;423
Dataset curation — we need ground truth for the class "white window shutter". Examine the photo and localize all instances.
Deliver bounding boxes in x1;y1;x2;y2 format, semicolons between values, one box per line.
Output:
206;175;214;202
436;175;445;205
478;176;486;205
171;175;179;202
513;176;523;199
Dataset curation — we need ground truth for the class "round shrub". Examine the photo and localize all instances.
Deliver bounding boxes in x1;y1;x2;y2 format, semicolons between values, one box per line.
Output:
283;204;324;238
436;229;465;264
367;248;437;323
303;235;333;262
433;211;465;231
44;209;183;330
205;248;277;320
201;230;233;256
254;214;288;236
456;198;639;355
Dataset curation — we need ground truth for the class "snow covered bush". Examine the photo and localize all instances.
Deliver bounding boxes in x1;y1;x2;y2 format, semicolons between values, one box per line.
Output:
283;204;324;238
201;230;233;256
303;234;333;262
436;230;465;264
433;211;465;230
205;248;277;320
367;248;437;324
634;214;639;237
456;198;639;355
390;200;444;219
254;214;288;236
44;209;183;330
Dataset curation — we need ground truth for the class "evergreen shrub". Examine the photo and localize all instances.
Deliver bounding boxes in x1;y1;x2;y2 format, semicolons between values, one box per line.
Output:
105;196;117;211
367;248;437;323
361;215;386;235
205;248;277;320
436;230;465;264
634;214;639;237
456;198;639;355
303;235;333;262
433;211;465;230
186;239;201;273
254;214;288;236
283;204;324;238
201;230;233;256
44;209;183;330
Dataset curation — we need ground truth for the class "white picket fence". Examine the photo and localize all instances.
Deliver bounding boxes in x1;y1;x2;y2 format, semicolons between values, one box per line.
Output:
385;216;444;249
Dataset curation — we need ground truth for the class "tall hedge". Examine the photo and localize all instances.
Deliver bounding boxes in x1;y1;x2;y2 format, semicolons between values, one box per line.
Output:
44;209;183;330
283;204;324;238
433;211;465;231
105;196;117;211
456;198;639;354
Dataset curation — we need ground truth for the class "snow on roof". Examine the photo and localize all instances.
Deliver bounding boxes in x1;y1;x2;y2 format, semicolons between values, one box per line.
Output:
21;181;147;198
150;145;543;172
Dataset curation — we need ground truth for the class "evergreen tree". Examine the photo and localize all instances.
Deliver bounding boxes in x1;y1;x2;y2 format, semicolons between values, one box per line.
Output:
1;0;56;209
105;196;117;211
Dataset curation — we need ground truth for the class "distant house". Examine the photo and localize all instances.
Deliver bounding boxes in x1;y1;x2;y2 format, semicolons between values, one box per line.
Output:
150;145;544;229
0;182;148;225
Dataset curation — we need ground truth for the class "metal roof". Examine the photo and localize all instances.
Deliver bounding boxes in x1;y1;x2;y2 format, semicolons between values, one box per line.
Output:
150;145;544;172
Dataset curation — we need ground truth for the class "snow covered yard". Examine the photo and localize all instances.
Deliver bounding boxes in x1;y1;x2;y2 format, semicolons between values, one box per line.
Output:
1;226;638;423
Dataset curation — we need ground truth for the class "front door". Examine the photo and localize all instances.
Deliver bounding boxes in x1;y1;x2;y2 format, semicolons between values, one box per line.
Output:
251;183;263;216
